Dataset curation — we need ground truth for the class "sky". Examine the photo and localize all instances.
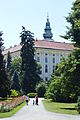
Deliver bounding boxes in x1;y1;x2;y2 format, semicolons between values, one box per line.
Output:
0;0;74;49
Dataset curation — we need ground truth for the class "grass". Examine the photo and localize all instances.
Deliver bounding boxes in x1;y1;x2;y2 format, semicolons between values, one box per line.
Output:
43;99;79;115
0;102;26;118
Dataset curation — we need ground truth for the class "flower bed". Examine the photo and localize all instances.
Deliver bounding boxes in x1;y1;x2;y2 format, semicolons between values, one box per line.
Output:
0;96;26;112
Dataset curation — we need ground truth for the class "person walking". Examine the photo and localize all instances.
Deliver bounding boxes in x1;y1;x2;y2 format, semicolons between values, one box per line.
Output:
35;95;38;105
26;95;29;105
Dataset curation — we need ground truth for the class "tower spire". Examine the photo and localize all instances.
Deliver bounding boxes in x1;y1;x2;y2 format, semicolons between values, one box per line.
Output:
43;16;53;40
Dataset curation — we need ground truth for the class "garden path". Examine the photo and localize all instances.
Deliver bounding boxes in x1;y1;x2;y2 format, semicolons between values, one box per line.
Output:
0;98;80;120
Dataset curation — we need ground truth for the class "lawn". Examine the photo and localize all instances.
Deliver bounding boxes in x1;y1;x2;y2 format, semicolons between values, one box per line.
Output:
0;102;26;118
43;99;79;115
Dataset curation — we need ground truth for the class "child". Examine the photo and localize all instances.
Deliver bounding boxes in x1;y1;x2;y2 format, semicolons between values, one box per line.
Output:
33;99;35;105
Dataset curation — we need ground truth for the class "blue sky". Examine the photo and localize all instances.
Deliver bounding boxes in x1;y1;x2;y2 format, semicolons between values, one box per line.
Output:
0;0;74;49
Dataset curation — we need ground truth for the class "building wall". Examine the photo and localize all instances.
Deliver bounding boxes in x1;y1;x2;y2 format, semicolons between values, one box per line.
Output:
35;48;72;80
4;47;72;81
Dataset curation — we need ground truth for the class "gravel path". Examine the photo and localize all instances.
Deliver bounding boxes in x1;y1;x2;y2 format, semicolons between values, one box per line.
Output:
0;98;80;120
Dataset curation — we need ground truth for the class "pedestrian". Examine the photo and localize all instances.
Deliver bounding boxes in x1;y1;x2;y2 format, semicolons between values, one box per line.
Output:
33;99;35;105
35;95;38;105
26;95;29;105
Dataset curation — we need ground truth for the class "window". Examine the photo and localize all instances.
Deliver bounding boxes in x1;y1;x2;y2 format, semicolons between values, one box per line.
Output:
37;57;40;62
53;66;55;73
60;58;62;61
37;52;39;55
53;54;55;56
45;57;48;63
45;77;48;81
53;58;55;63
45;65;48;73
56;66;58;70
45;53;47;55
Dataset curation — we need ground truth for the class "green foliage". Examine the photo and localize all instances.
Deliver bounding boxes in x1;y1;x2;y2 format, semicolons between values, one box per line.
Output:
45;77;63;101
11;70;21;92
36;81;47;97
61;0;80;47
10;58;21;77
27;93;37;98
76;96;80;114
46;49;80;102
0;31;11;98
43;99;77;115
10;89;19;97
20;27;41;94
7;51;12;72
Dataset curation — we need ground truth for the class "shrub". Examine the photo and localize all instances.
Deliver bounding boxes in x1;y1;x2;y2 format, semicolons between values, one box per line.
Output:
10;89;19;97
76;96;80;114
36;82;47;97
27;93;37;98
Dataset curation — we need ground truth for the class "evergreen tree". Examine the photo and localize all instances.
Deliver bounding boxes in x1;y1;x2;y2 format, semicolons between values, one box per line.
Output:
61;0;80;47
0;31;11;98
11;70;21;92
7;51;12;72
20;26;41;94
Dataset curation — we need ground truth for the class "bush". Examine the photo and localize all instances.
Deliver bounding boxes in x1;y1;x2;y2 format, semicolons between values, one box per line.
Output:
36;82;47;97
10;89;19;97
76;96;80;114
27;93;37;98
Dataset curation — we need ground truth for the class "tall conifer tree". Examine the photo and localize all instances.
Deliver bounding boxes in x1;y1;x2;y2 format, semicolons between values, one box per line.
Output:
0;31;11;98
20;27;40;94
7;51;12;72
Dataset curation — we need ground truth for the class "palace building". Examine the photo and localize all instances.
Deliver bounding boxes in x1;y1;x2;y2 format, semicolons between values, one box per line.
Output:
3;16;74;81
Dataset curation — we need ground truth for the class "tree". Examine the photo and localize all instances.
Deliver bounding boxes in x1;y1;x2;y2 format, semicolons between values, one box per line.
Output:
11;70;21;92
10;58;21;77
50;0;80;102
46;49;80;102
61;0;80;47
7;51;12;72
20;27;41;94
0;31;11;98
36;81;47;97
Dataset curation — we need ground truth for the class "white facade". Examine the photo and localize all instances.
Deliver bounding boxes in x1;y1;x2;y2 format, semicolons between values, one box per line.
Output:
35;48;72;80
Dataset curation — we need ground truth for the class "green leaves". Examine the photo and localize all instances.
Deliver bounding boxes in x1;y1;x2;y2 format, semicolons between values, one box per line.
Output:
46;49;80;102
61;0;80;47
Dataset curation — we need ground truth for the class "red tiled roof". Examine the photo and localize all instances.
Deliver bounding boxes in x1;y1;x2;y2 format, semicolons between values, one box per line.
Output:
2;40;74;55
35;40;74;50
3;45;22;55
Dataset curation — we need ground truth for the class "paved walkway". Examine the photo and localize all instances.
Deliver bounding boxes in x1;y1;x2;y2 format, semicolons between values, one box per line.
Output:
0;98;80;120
